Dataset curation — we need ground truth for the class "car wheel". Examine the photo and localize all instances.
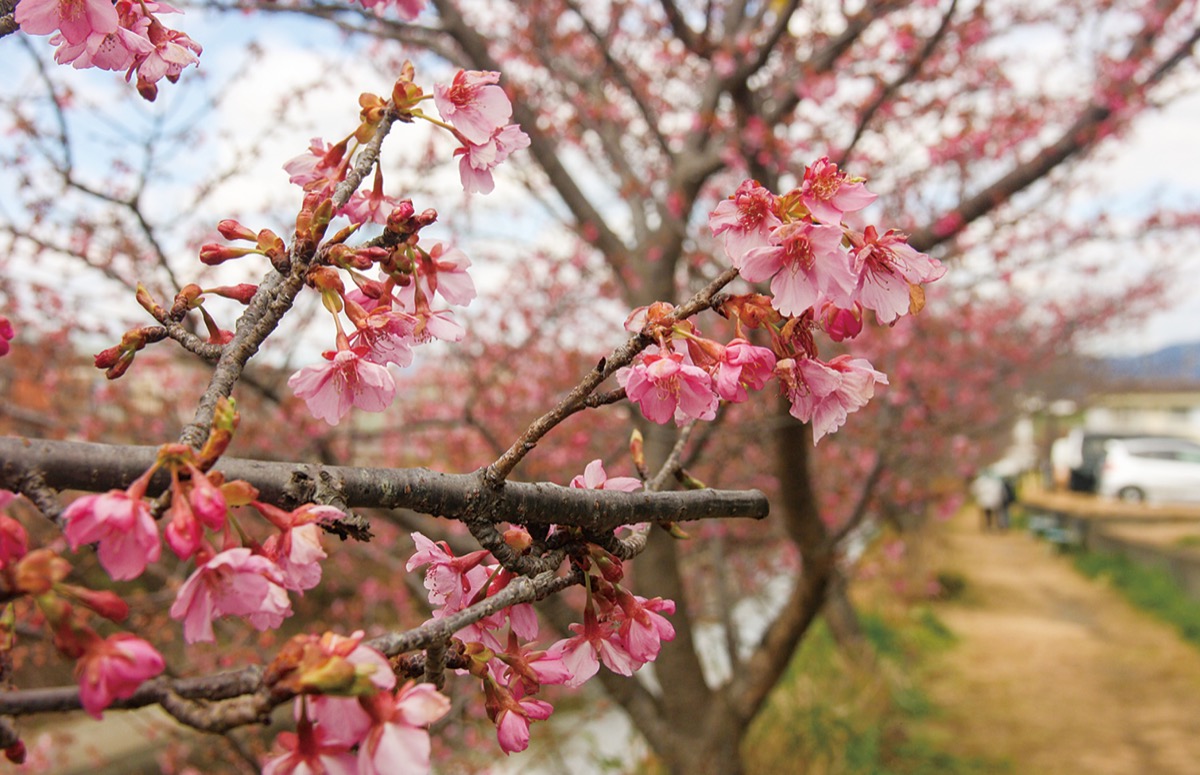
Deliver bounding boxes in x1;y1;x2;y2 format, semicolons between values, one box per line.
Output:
1117;486;1146;503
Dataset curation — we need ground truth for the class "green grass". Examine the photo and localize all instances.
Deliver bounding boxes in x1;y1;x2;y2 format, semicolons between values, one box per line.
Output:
1074;551;1200;647
742;609;1003;775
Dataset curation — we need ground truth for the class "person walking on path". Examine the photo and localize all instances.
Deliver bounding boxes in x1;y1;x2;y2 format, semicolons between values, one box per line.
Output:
971;470;1005;531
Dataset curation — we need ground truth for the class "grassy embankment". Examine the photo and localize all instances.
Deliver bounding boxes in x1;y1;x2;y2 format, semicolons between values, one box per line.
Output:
741;607;1003;775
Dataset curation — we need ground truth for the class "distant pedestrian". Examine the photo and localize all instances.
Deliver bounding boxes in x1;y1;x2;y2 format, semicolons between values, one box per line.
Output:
971;471;1005;532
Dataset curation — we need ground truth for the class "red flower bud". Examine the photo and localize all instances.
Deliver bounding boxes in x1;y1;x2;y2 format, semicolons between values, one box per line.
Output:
207;284;258;304
199;244;257;265
217;219;258;242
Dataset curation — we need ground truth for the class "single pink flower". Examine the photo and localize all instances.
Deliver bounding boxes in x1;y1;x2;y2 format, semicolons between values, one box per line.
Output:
186;466;226;531
283;138;346;198
713;338;776;403
617;350;718;426
776;356;888;443
307;696;373;748
350;308;418;368
740;221;854;317
351;0;424;20
799;157;878;224
129;18;201;99
62;490;161;581
357;683;451;775
849;225;945;324
456;124;531;195
169;548;293;643
708;179;782;266
415;308;465;343
0;316;14;357
340;169;403;226
549;611;639;688
818;299;864;342
288;347;397;426
405;532;492;610
262;522;327;592
570;459;642;492
53;15;154;71
0;515;26;569
263;720;356;775
75;634;165;718
16;0;118;44
495;696;553;755
435;70;512;145
616;593;676;663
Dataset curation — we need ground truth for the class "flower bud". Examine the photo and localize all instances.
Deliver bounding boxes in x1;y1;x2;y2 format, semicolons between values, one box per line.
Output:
217;219;257;242
199;244;257;266
207;284;258;304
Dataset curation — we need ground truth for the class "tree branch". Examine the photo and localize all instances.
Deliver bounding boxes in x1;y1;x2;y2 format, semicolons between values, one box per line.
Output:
0;436;770;533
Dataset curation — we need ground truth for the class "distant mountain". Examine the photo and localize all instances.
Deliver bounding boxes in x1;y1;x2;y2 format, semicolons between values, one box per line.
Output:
1105;342;1200;382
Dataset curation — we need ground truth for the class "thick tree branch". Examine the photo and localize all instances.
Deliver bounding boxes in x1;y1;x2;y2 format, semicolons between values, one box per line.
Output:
0;436;769;532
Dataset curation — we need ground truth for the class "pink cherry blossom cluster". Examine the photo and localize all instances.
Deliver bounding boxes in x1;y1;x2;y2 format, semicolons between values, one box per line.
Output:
263;632;451;775
394;459;675;756
15;0;201;101
282;65;529;201
0;490;166;722
619;160;945;443
282;230;477;426
53;406;340;651
433;69;532;194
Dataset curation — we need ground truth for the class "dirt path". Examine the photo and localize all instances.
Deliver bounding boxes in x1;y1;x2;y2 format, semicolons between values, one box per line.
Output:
921;510;1200;774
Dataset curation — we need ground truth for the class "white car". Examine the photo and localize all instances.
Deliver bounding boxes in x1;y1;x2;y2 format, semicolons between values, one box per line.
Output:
1097;437;1200;504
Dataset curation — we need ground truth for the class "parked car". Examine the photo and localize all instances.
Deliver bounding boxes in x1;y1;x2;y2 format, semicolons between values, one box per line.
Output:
1097;437;1200;503
1060;430;1149;493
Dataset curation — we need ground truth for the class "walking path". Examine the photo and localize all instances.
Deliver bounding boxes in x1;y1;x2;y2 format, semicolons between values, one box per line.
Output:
921;510;1200;774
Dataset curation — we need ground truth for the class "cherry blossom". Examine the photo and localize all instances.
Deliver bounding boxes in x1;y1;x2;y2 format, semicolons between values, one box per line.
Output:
351;0;425;20
0;316;15;357
495;695;554;755
357;683;451;775
405;532;492;610
129;17;202;101
262;716;356;775
615;593;676;663
849;226;946;324
708;179;782;266
395;242;477;308
550;610;639;688
799;157;878;225
0;514;26;569
75;634;165;718
262;522;327;592
283;138;347;199
169;548;293;643
617;350;718;426
340;170;404;226
776;356;889;443
570;459;642;492
15;0;118;46
740;221;853;317
713;338;776;403
288;347;397;426
456;125;531;195
62;490;161;581
435;70;512;145
350;308;418;368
